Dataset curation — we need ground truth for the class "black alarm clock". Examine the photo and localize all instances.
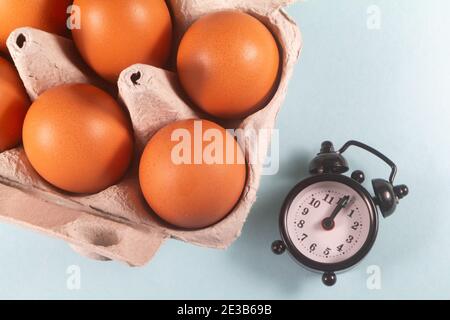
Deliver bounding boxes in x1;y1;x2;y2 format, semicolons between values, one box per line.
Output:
272;140;409;286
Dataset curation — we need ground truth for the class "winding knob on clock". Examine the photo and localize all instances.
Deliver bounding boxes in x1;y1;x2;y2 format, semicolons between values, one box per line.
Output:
394;184;409;199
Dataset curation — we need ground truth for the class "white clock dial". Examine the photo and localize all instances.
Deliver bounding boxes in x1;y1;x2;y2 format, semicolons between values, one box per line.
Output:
285;181;372;264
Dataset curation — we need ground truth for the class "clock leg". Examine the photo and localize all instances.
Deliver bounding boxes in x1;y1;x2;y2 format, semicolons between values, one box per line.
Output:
322;272;337;286
271;240;286;255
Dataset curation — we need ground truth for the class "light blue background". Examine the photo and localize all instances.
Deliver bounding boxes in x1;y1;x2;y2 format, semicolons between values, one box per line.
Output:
1;0;449;300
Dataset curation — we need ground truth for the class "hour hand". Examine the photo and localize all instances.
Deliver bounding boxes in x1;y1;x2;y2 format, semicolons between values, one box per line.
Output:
322;195;351;230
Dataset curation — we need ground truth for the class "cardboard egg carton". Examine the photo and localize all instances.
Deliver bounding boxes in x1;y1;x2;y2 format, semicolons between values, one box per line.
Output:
0;0;302;266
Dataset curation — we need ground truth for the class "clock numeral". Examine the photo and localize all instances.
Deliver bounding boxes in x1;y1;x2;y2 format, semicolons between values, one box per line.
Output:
309;198;321;208
351;221;360;230
337;244;344;252
297;220;305;228
348;210;355;218
301;207;309;216
300;233;308;241
323;194;334;205
346;235;354;244
323;247;331;256
309;243;317;252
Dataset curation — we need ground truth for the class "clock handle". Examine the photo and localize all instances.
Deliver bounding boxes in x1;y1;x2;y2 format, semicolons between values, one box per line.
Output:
338;140;397;184
339;140;409;218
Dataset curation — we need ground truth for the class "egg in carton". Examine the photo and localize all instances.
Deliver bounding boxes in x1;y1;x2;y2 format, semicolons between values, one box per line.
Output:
0;0;302;266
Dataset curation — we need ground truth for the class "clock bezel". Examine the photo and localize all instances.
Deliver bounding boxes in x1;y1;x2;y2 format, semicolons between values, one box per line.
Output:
279;174;379;273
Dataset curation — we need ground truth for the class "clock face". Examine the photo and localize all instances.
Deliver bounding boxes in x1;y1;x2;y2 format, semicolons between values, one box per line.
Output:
283;178;377;268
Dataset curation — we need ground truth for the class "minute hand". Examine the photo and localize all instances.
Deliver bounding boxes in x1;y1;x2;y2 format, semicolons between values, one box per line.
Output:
322;195;351;230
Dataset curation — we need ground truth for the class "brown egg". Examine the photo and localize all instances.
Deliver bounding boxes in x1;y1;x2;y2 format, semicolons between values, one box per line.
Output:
177;11;280;120
139;119;247;229
0;0;71;52
72;0;173;83
0;56;29;152
22;84;134;194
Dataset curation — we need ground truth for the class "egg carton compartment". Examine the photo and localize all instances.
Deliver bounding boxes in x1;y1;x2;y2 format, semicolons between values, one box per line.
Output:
0;0;302;266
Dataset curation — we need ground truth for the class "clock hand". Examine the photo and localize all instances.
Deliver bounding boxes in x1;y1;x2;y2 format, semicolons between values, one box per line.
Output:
321;195;351;231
